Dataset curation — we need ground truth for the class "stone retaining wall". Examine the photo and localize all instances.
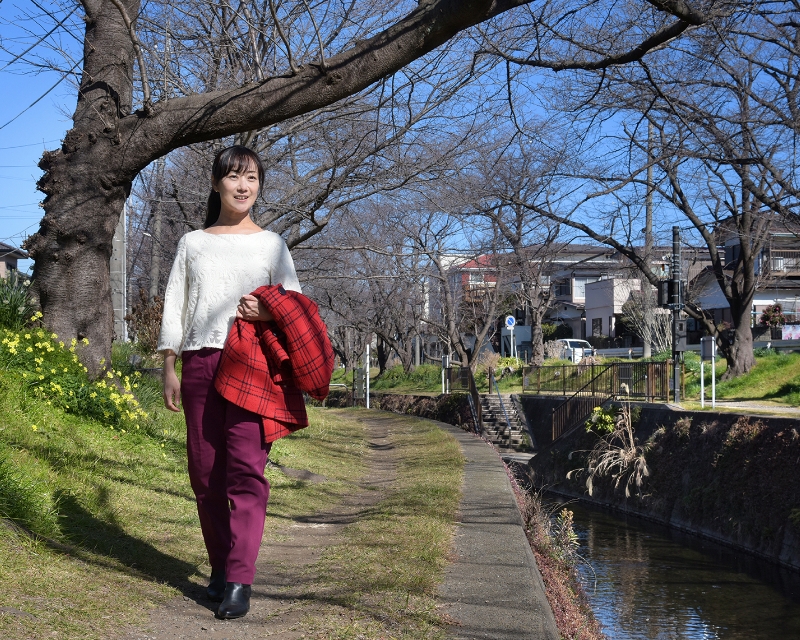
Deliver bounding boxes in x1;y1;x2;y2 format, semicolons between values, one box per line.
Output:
519;397;800;572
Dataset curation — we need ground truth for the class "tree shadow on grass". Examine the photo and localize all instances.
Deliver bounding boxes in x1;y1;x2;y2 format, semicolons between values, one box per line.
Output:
762;380;800;402
48;489;215;610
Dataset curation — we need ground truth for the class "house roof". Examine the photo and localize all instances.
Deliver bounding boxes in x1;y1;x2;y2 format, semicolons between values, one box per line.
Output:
0;242;28;260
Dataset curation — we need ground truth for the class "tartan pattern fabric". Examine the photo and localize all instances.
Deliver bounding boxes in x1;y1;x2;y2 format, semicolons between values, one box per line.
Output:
214;285;334;443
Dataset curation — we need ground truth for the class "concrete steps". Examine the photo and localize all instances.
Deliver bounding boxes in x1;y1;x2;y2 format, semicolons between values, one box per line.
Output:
480;393;529;450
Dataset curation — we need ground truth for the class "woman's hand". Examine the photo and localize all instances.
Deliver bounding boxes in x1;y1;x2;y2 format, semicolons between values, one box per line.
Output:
236;294;273;322
162;351;181;412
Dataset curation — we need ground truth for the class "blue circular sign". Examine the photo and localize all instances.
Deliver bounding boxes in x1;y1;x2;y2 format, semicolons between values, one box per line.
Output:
505;315;516;328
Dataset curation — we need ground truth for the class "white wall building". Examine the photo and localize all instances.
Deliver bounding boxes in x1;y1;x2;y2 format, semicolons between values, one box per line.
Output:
584;278;641;338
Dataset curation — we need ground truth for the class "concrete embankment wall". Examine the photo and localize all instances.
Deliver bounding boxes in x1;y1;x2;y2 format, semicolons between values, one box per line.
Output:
520;397;800;572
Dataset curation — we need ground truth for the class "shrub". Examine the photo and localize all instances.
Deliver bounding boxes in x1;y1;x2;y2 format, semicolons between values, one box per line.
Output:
759;303;786;327
542;322;572;341
0;271;34;331
0;327;148;432
570;403;651;498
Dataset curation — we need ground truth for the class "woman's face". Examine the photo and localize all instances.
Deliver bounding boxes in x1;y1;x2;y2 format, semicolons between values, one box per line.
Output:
214;161;259;217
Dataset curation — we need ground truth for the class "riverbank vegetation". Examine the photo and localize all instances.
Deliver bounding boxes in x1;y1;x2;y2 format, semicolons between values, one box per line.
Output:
507;466;605;640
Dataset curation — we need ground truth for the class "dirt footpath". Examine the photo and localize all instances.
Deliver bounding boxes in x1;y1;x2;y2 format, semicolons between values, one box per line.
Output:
123;413;397;640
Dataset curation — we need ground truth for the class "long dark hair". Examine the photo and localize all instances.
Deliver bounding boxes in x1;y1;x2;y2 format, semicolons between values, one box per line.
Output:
204;145;266;229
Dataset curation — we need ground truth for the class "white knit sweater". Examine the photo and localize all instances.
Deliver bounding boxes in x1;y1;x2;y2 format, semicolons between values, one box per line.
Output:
157;229;301;355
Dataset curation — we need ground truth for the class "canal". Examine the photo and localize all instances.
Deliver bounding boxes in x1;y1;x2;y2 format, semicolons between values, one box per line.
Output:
552;499;800;639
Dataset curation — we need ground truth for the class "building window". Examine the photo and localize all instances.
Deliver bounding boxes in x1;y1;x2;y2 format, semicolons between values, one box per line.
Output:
468;271;484;285
554;280;571;297
573;276;601;300
592;317;602;337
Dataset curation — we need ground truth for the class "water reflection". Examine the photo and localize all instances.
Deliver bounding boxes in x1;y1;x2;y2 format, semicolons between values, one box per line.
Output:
550;498;800;639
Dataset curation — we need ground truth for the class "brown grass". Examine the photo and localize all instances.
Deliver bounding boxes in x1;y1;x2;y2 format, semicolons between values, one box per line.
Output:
504;464;606;640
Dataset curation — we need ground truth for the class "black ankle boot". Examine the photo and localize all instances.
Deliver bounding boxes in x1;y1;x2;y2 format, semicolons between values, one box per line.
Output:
216;582;251;619
206;569;226;602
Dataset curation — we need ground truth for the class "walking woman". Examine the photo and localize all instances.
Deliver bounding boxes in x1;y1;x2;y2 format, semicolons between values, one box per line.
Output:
157;145;301;619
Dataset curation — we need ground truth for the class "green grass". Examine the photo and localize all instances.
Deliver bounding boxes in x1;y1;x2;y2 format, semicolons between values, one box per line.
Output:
683;351;800;404
371;364;443;394
0;337;465;639
302;412;463;638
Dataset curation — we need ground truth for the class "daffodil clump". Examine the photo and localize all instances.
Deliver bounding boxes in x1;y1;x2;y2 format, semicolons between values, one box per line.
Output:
0;314;148;432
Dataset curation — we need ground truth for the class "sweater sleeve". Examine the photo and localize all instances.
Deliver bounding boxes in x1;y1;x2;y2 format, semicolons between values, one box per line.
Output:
157;234;189;354
272;238;301;293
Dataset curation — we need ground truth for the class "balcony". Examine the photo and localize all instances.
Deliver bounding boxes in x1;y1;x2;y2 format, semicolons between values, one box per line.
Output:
764;250;800;276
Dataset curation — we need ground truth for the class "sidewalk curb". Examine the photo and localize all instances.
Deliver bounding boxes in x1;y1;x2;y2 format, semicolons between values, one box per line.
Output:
435;422;559;640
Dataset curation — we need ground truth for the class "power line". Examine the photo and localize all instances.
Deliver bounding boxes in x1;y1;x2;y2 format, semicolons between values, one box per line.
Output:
0;57;82;132
0;5;78;72
0;140;60;150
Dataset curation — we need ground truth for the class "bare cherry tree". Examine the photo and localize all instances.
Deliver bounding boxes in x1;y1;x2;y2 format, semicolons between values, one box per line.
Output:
502;2;800;378
6;0;709;374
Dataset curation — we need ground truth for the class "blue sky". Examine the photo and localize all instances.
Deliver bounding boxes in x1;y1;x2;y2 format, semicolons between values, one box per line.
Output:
1;4;78;274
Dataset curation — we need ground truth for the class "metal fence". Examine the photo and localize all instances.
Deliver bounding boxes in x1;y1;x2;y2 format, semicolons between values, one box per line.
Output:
547;361;672;442
523;361;670;403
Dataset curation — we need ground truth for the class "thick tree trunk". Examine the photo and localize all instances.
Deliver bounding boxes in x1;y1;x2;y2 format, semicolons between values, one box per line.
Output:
530;320;545;366
24;0;139;377
719;308;756;381
26;148;130;377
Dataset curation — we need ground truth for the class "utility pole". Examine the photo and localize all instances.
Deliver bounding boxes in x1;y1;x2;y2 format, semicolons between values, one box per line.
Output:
642;121;655;358
671;225;683;402
148;21;170;301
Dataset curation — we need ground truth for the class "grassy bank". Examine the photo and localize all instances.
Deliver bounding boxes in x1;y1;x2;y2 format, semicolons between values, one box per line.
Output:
0;332;464;639
683;350;800;404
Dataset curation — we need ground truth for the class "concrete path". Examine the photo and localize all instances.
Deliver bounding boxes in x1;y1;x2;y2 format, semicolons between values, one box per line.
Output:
690;400;800;417
436;422;559;640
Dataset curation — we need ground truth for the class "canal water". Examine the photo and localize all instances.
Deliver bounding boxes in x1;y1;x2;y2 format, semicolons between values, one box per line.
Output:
552;499;800;639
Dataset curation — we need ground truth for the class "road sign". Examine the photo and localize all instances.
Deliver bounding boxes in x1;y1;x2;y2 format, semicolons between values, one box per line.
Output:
505;315;516;329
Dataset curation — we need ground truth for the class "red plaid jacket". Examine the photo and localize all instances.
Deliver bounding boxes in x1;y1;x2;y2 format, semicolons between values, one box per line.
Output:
214;285;334;443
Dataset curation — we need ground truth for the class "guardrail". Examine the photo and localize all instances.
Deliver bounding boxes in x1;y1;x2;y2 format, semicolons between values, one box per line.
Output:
549;361;670;442
524;362;670;401
447;365;482;433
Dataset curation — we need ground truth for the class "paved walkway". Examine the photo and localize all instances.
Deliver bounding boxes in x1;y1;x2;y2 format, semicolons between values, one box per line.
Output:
123;413;558;639
436;422;559;640
672;400;800;418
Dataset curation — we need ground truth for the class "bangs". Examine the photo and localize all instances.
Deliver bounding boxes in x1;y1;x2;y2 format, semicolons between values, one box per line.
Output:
212;145;265;187
219;151;257;176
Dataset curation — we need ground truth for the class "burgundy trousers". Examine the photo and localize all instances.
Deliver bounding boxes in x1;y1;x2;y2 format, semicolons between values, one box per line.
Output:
181;348;271;584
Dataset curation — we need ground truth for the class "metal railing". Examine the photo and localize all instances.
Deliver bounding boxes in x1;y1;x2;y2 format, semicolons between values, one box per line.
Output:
549;361;671;442
488;368;514;439
523;363;609;396
447;365;482;433
763;249;800;275
523;361;670;402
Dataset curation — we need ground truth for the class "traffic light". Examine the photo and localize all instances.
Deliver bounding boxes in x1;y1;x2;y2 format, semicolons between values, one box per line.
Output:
657;280;683;308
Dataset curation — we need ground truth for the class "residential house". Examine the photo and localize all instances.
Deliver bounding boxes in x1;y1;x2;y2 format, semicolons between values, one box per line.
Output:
691;217;800;334
0;242;28;278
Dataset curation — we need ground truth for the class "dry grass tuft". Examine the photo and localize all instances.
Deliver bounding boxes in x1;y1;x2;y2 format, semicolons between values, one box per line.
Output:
505;464;606;640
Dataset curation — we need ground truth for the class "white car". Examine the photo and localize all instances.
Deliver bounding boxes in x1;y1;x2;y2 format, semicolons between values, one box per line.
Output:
555;339;595;363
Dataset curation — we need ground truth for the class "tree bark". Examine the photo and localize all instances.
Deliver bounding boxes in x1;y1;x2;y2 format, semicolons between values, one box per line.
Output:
25;0;139;377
